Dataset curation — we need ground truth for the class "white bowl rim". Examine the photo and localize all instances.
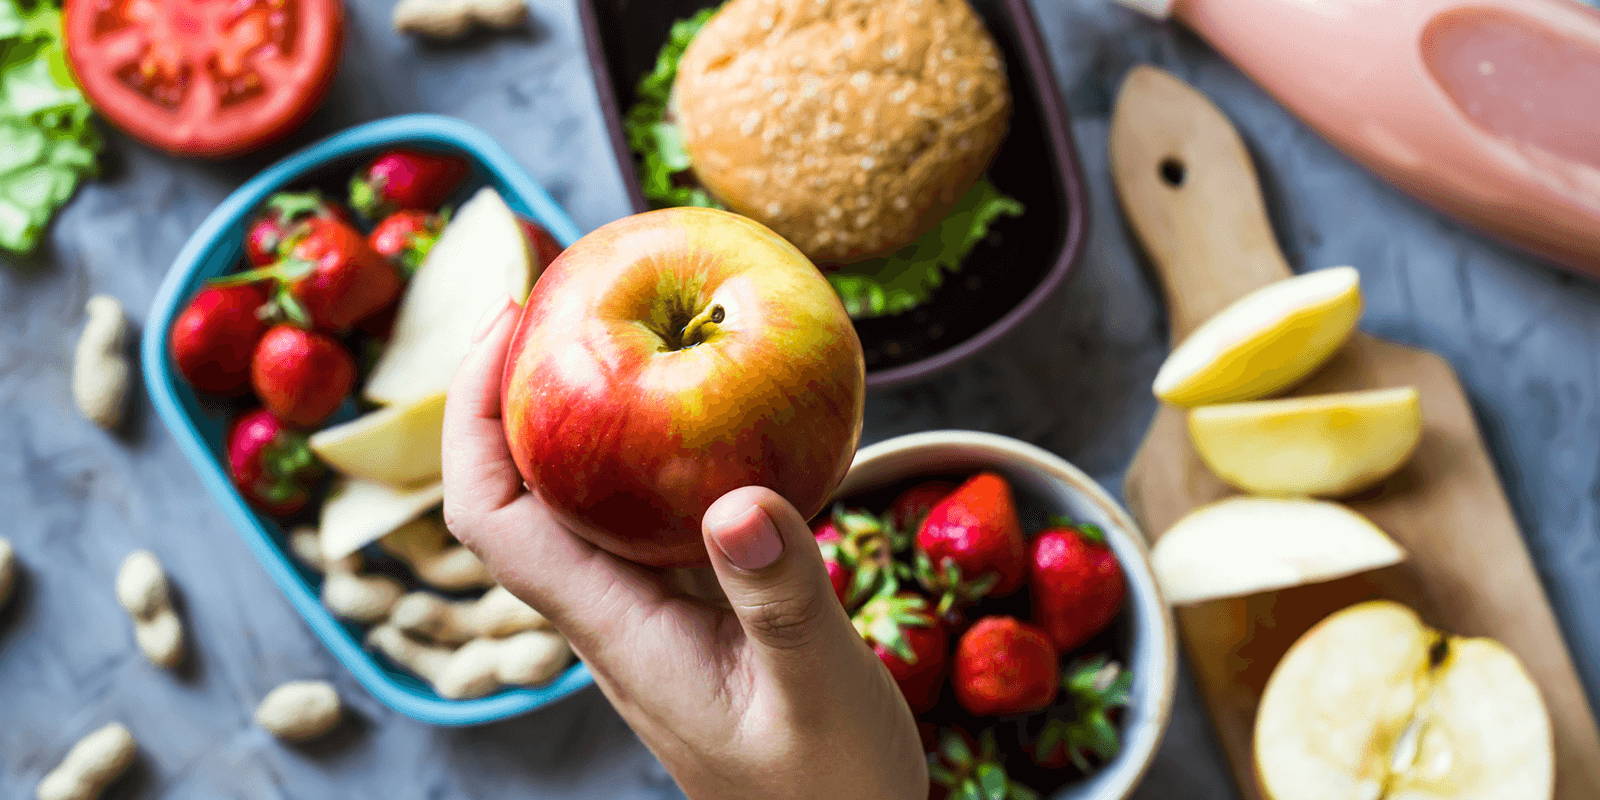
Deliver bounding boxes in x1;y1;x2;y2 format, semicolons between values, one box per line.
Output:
845;429;1177;800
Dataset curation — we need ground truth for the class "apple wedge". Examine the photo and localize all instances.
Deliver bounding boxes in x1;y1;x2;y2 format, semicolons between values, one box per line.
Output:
1255;601;1552;800
309;393;446;487
1151;497;1405;605
1154;266;1362;406
319;477;443;562
365;187;537;405
1188;387;1423;496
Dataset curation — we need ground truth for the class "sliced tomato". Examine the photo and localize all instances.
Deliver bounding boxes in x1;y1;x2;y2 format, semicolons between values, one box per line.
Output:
64;0;342;158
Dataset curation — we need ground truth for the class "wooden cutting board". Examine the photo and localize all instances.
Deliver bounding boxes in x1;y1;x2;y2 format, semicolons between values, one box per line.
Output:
1111;65;1600;799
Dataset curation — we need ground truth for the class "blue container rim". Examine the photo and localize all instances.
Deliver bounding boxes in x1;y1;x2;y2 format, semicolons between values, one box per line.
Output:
141;114;594;726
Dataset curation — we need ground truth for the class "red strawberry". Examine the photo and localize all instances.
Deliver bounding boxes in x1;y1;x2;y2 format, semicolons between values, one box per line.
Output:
813;519;852;605
1031;658;1132;771
813;508;906;608
244;191;349;266
349;149;469;217
226;408;323;517
926;728;1039;800
250;325;355;427
915;473;1028;612
852;592;948;714
1029;521;1125;653
220;217;402;333
888;480;955;535
953;616;1058;717
517;217;564;269
368;209;444;276
170;283;270;395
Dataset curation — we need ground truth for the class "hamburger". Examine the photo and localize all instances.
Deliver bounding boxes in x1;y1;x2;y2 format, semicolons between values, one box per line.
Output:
626;0;1022;318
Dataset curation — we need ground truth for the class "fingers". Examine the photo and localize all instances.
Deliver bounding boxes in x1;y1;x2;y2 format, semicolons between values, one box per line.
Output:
702;487;856;681
441;301;666;651
441;301;524;521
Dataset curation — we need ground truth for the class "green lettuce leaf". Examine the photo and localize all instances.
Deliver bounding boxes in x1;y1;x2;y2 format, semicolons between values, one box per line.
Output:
623;6;1024;319
0;0;100;256
828;180;1024;318
624;7;721;210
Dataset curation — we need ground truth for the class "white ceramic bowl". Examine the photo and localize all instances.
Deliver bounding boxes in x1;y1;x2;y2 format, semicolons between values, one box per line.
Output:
838;430;1176;799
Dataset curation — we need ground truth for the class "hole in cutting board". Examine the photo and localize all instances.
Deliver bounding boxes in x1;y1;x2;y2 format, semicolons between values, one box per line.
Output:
1159;157;1186;187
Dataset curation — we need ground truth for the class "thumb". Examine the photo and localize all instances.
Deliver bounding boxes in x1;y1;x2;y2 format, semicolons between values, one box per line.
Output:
702;486;855;669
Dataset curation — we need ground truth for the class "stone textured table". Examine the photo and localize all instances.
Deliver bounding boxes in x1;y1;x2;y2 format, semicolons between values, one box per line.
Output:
3;1;1597;797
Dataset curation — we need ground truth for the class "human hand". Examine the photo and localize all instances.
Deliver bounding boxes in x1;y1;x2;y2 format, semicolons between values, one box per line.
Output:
441;301;926;800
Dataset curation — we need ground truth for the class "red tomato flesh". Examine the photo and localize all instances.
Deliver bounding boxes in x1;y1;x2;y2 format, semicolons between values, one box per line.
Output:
65;0;343;157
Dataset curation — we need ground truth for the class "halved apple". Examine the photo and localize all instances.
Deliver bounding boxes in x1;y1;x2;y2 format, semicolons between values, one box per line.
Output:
1151;497;1404;605
1154;266;1362;406
1255;601;1552;800
319;477;443;562
365;188;537;405
1188;387;1422;496
309;393;446;487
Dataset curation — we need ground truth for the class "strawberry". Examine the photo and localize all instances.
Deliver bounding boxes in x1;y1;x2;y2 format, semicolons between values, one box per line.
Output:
1029;520;1125;653
1031;658;1132;771
813;507;906;608
813;519;852;605
226;408;322;517
888;480;955;535
852;592;948;714
219;217;402;333
244;191;349;266
926;728;1039;800
953;616;1058;717
517;216;565;270
349;149;469;218
368;209;444;276
915;473;1028;612
170;283;270;395
250;325;355;427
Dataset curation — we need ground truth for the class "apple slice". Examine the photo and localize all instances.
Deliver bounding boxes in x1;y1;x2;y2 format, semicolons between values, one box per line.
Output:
1255;601;1552;800
1151;497;1404;605
1154;266;1362;406
319;477;443;562
365;188;537;405
309;393;446;487
1188;387;1423;496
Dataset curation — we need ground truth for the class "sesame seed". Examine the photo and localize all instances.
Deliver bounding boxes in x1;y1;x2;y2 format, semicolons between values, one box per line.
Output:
760;14;775;30
859;156;876;170
772;91;788;104
791;55;808;69
762;77;778;91
893;196;910;210
827;206;843;220
883;45;901;60
854;213;871;229
942;47;956;61
741;111;762;136
765;202;782;216
850;72;869;88
841;34;856;50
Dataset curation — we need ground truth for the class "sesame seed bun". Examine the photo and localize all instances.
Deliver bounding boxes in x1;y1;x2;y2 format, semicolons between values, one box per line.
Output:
673;0;1011;264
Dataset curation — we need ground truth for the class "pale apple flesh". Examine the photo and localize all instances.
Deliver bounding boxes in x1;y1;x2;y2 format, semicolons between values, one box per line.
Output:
1255;601;1553;800
1187;387;1423;497
501;208;865;567
1151;496;1406;605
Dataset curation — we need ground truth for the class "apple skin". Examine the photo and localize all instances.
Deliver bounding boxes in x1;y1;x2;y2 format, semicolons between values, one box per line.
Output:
501;208;866;567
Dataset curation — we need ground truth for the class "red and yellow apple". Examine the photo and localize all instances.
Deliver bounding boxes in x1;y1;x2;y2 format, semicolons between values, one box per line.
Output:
500;208;866;566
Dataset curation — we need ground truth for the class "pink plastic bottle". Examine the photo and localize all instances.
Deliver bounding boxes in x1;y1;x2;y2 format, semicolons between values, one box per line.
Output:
1121;0;1600;276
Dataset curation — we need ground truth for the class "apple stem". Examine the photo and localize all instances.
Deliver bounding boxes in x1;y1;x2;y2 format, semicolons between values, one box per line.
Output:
678;304;724;348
